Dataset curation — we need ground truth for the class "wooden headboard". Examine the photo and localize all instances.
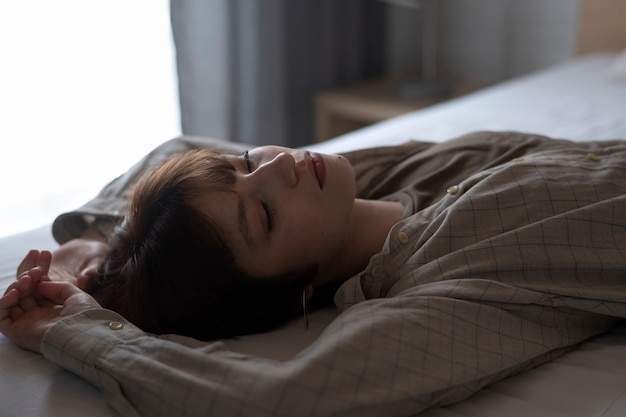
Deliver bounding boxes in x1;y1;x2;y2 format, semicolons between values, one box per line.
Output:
577;0;626;54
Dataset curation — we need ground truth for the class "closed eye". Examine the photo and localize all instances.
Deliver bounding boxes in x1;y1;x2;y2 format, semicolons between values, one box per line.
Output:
244;150;253;172
262;201;275;231
244;150;275;232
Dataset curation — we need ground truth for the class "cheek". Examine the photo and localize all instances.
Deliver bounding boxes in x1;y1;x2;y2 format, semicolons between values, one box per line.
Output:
281;209;332;249
291;211;346;246
330;159;356;200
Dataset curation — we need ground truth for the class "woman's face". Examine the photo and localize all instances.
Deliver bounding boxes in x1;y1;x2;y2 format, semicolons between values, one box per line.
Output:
200;146;356;282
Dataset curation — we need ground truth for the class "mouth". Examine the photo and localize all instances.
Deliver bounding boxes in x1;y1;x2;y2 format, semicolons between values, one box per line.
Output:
308;152;326;189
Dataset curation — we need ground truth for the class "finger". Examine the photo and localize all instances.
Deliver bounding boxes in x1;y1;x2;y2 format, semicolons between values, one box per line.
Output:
12;272;43;309
6;277;30;318
77;266;99;291
0;288;19;310
2;271;34;297
9;305;25;321
3;280;19;296
0;294;18;329
39;250;52;276
38;281;84;304
25;267;44;282
18;267;43;294
14;276;40;313
76;274;90;291
14;274;33;293
16;250;40;278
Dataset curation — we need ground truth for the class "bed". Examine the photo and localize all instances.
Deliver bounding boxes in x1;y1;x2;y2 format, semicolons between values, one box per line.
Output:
2;13;626;417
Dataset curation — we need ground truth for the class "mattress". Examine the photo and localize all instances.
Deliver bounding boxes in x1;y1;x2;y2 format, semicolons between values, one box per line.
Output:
2;52;626;417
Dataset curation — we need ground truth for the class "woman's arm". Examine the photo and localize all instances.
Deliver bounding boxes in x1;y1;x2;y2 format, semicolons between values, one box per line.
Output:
2;269;461;417
1;270;573;417
5;265;618;417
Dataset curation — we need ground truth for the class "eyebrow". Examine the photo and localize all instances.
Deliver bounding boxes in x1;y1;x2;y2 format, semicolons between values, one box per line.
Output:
238;196;251;247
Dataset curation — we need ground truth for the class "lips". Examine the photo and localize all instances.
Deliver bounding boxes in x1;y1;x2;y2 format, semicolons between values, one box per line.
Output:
308;152;326;189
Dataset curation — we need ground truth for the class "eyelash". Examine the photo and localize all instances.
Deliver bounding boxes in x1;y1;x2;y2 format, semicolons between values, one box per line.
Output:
244;150;275;232
262;202;275;231
244;150;252;172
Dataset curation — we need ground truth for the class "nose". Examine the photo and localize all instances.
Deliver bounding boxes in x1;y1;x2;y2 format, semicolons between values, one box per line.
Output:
254;152;298;187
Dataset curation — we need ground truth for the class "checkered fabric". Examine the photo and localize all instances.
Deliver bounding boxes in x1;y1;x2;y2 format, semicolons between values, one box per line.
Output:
44;132;626;417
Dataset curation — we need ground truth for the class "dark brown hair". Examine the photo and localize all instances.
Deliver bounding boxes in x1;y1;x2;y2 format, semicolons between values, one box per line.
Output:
92;149;315;340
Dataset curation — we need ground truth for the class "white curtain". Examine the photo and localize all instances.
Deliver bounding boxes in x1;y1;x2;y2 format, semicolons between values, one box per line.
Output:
170;0;387;147
0;1;179;238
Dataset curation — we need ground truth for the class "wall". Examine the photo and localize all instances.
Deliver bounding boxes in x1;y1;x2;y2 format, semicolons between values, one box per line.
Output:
386;0;581;84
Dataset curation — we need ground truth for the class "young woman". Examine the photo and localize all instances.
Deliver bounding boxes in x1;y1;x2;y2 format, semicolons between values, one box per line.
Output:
2;131;626;417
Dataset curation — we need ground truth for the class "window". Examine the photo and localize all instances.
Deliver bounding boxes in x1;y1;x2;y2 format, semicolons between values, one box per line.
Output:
0;0;179;237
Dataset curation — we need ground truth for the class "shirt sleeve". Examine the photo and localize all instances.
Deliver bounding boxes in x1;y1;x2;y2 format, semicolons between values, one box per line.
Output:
51;136;248;244
39;307;462;417
41;294;604;417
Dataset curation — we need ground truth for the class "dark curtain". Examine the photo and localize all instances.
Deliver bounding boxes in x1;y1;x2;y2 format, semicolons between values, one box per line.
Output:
171;0;386;147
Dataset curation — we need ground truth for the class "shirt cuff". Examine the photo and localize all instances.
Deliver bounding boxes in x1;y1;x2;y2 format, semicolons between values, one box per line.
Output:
41;309;142;389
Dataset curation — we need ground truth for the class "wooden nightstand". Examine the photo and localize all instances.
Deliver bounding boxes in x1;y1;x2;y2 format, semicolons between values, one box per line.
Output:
314;76;481;142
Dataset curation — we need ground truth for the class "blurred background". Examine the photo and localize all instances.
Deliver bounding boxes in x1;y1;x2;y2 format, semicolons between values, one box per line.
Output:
0;0;588;238
0;0;178;237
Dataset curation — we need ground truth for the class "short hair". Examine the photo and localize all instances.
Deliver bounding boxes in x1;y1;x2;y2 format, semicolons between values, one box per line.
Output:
92;149;315;340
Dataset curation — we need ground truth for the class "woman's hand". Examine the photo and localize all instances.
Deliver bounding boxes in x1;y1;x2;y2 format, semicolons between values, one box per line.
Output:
17;239;111;291
16;249;52;280
1;266;101;353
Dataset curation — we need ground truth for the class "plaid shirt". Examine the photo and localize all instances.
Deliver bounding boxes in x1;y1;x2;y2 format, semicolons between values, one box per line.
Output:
44;132;626;417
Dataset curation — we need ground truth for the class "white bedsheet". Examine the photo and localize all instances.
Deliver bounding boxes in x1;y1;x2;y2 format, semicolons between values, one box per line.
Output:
2;53;626;417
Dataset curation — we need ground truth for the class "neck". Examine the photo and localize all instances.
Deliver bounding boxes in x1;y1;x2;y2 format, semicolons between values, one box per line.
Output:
315;198;404;288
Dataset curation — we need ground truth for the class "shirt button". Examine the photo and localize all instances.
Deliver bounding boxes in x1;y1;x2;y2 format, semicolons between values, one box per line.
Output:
447;185;460;195
586;153;600;162
109;321;124;331
512;157;525;163
398;231;409;244
372;265;383;277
